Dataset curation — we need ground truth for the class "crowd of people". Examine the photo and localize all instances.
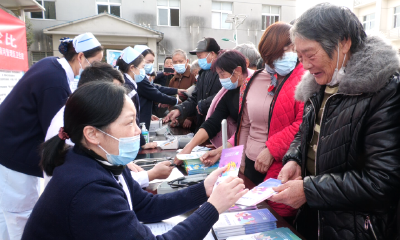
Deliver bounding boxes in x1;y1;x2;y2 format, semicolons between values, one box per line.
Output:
0;3;400;240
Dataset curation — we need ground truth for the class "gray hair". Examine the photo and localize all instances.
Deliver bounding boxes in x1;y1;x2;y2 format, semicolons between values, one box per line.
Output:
190;60;200;72
291;3;366;58
172;49;187;60
233;43;261;68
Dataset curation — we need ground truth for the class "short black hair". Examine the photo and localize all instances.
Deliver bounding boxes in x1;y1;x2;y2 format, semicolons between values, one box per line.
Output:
79;62;125;87
164;56;172;64
211;50;247;76
142;49;155;58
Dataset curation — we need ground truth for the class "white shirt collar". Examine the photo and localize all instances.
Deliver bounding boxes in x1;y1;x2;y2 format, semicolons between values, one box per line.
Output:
124;73;137;88
57;58;75;85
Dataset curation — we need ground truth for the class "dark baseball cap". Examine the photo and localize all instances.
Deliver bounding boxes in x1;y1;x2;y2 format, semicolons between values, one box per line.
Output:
189;38;221;55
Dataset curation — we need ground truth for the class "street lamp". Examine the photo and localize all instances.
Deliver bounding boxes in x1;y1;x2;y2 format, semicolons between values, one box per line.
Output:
222;14;247;46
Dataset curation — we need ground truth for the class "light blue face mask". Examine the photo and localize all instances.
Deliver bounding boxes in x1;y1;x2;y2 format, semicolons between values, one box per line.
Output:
97;129;140;166
133;68;146;83
144;64;153;74
273;52;298;76
220;70;238;90
198;52;212;70
173;64;186;74
78;58;91;77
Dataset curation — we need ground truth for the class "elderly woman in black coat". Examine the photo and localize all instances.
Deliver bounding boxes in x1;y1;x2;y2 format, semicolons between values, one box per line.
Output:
269;3;400;240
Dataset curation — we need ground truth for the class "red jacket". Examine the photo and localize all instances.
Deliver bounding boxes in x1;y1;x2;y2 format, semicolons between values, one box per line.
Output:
235;63;305;217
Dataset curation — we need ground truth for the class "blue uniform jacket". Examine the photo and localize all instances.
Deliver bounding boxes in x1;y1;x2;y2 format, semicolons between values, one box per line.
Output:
22;146;219;240
0;57;71;177
124;74;146;146
137;77;177;129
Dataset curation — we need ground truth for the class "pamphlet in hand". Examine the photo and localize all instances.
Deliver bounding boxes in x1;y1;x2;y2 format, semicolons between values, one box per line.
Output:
213;145;244;190
225;227;301;240
235;178;282;206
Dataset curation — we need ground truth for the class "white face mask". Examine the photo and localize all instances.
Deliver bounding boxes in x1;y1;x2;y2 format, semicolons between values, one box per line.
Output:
328;43;346;87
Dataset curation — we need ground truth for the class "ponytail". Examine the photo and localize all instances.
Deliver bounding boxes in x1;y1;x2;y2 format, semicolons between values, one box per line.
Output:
40;135;70;176
40;82;126;175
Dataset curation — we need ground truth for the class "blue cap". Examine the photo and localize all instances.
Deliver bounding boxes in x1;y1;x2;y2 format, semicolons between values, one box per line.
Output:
121;46;141;64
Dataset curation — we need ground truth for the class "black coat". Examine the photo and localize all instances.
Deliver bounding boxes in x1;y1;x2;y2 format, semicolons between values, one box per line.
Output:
175;69;222;131
137;77;177;129
282;36;400;240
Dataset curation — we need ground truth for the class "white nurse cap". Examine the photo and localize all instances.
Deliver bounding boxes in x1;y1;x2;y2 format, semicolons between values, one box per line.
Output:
73;32;101;53
133;45;150;54
121;46;141;64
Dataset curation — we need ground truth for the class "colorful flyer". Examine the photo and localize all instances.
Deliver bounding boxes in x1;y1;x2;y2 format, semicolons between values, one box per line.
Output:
213;145;244;190
235;178;282;206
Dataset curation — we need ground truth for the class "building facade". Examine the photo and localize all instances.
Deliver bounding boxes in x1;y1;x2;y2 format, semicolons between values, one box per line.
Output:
353;0;400;50
27;0;296;69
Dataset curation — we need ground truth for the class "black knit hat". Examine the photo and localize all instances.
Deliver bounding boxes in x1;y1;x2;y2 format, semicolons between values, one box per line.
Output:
189;37;220;55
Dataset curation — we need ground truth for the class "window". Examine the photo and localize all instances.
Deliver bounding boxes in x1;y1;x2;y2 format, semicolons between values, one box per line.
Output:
212;1;232;29
30;0;56;20
363;13;375;31
262;5;280;30
157;0;180;26
96;0;121;17
32;52;53;64
395;7;400;28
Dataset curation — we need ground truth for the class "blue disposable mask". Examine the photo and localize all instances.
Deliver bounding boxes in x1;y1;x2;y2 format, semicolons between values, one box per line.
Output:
144;64;153;74
198;53;212;70
273;52;298;76
133;68;146;83
173;64;186;74
220;70;238;90
97;129;140;166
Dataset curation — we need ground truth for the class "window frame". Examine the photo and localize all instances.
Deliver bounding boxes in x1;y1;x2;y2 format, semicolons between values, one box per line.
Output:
30;0;56;20
394;6;400;28
157;0;181;27
261;5;280;30
362;13;375;31
31;51;53;64
211;1;233;30
96;0;122;17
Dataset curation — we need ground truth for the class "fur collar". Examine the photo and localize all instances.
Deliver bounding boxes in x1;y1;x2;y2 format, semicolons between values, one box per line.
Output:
295;35;400;101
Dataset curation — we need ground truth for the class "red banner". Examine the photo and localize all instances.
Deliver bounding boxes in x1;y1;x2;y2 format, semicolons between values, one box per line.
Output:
0;8;29;72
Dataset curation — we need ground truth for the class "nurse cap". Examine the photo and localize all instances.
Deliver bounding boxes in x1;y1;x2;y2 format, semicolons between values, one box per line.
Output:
121;46;141;64
73;32;101;53
133;45;150;54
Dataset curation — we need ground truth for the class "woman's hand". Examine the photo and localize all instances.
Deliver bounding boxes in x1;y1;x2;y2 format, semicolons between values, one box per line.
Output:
269;180;306;209
207;175;248;214
182;119;192;129
141;142;158;149
200;147;222;166
127;162;144;172
254;148;274;174
177;89;187;97
147;161;174;181
151;115;159;121
163;109;180;125
174;146;193;165
277;160;302;183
